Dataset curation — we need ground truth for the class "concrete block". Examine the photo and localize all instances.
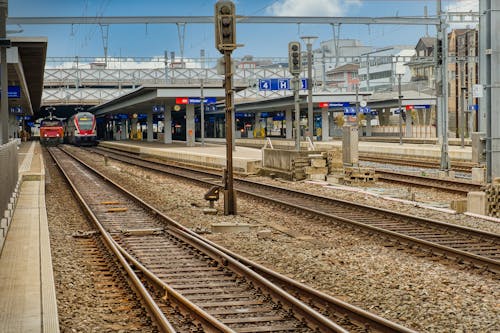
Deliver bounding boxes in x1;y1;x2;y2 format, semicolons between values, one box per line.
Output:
438;171;448;179
307;173;326;181
0;217;8;228
304;166;328;175
257;229;273;240
451;199;467;213
326;174;343;184
467;191;487;215
472;168;486;183
211;223;252;233
202;208;218;215
4;209;11;219
311;158;327;168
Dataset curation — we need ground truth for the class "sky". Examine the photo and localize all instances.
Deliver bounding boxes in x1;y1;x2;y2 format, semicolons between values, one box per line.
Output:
8;0;478;62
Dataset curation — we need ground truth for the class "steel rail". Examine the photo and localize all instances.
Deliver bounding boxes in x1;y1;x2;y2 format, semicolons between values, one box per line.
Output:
47;147;178;333
359;153;475;173
88;146;500;274
84;145;419;332
375;169;483;194
54;146;348;333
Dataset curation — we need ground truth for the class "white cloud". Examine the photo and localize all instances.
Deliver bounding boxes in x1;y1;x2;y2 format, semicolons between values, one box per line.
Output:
266;0;361;17
445;0;479;29
445;0;478;12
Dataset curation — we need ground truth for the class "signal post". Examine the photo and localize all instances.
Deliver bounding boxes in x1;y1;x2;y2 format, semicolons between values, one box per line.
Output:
215;0;237;215
288;42;302;151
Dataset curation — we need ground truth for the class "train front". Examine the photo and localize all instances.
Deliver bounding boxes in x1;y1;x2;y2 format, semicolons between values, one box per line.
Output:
74;112;97;145
39;118;64;145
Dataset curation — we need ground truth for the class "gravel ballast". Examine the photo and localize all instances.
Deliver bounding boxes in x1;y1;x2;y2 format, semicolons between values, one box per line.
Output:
55;147;500;332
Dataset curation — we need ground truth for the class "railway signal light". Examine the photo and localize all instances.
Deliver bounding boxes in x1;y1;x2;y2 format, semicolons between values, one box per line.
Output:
288;41;302;75
436;38;443;66
215;0;236;53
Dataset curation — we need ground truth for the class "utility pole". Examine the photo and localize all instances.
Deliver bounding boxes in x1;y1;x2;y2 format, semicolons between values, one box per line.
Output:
200;78;205;146
164;50;169;83
301;36;317;143
289;41;302;151
437;0;450;172
215;0;237;215
397;73;403;145
0;0;8;144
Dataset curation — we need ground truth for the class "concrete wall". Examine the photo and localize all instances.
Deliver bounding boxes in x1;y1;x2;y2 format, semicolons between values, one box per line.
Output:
0;141;19;218
262;149;314;170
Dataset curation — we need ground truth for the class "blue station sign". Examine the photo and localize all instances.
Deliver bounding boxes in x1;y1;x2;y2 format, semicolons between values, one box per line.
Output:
258;78;308;91
343;107;372;115
1;86;21;99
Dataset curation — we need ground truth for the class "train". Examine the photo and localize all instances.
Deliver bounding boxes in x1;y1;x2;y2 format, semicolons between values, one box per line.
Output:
39;117;64;145
64;112;97;146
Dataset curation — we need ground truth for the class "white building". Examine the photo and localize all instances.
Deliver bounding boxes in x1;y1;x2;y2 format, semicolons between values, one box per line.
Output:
358;46;416;92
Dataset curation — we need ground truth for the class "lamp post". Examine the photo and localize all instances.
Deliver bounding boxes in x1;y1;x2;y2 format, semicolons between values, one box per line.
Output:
397;72;404;145
301;36;317;143
395;63;405;145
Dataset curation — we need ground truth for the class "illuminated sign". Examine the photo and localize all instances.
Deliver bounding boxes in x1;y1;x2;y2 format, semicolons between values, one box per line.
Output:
319;102;349;108
176;97;217;105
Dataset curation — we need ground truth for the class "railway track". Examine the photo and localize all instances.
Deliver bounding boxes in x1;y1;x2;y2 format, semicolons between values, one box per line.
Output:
49;146;415;333
359;153;476;173
88;145;500;274
205;140;477;173
375;169;483;194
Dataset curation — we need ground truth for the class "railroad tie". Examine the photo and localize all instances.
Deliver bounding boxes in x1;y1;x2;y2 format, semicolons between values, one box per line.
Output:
106;207;128;213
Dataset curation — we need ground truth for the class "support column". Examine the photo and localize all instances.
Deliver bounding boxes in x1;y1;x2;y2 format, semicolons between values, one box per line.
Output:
366;114;372;137
321;108;329;141
131;118;138;139
123;119;129;140
163;105;172;144
405;112;412;138
254;112;262;138
285;109;293;140
146;110;153;142
490;0;500;180
186;104;195;146
112;120;117;140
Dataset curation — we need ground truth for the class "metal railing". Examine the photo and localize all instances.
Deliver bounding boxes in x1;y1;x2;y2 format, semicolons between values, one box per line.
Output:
0;141;19;219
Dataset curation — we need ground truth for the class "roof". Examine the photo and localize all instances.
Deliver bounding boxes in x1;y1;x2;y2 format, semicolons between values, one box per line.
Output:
10;37;47;115
328;63;359;74
418;37;436;48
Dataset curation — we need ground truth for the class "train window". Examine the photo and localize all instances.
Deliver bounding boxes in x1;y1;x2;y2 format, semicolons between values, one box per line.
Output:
41;120;62;127
77;116;94;130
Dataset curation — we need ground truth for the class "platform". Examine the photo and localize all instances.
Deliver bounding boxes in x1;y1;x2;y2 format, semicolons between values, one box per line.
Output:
99;138;473;175
232;138;472;161
99;140;263;173
0;141;59;333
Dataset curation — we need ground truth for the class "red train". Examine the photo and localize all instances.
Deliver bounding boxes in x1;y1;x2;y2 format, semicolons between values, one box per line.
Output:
64;112;97;146
39;117;64;145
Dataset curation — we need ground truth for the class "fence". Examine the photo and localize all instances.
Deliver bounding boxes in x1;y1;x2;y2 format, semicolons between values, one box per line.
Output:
370;125;436;138
0;141;19;219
